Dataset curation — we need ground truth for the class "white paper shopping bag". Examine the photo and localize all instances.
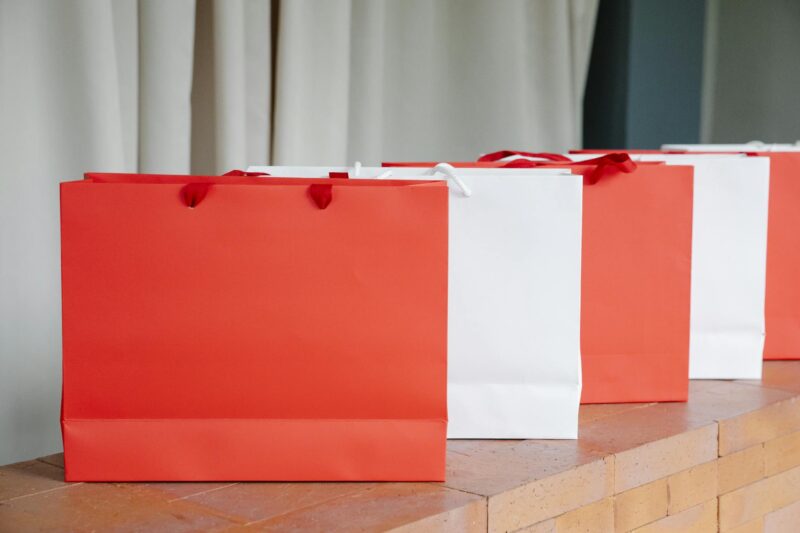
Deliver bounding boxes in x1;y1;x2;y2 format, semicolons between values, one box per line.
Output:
571;153;770;379
663;143;800;152
249;164;584;439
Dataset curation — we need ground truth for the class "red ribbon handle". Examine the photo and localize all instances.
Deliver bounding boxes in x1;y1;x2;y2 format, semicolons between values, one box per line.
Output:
477;150;572;163
180;170;270;207
180;182;212;208
222;169;270;176
307;171;350;209
492;152;637;183
181;170;348;209
579;153;637;185
499;159;545;168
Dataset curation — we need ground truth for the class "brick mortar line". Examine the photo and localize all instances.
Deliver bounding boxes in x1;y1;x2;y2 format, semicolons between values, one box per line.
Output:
486;457;615;532
732;379;800;397
432;482;490;500
383;497;489;533
413;484;491;532
15;458;489;530
636;498;717;532
168;482;238;502
169;482;482;529
581;403;657;425
0;482;84;505
239;485;396;527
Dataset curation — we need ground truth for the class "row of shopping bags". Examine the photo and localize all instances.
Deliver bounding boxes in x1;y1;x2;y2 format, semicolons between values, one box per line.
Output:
59;145;799;481
662;145;800;362
375;147;799;365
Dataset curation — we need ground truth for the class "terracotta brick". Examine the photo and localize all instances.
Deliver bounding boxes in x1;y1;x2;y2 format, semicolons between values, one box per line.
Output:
687;380;793;422
443;439;607;497
667;460;718;514
720;475;773;530
146;482;237;501
245;483;486;532
744;361;800;394
487;457;613;533
718;444;765;495
632;499;717;533
0;460;73;502
185;481;373;523
518;519;556;533
726;518;764;533
720;465;800;530
765;431;800;476
554;497;613;533
0;482;239;531
765;465;800;519
578;381;785;486
719;396;800;456
764;499;800;532
614;479;668;532
579;402;702;456
579;404;654;425
390;498;487;533
614;425;718;492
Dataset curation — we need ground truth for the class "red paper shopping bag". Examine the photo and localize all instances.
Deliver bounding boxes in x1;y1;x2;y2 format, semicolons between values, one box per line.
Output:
60;172;448;481
573;159;693;403
761;153;800;359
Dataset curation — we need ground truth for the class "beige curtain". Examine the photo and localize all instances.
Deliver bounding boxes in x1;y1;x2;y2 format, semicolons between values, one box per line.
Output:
274;0;598;164
0;0;597;464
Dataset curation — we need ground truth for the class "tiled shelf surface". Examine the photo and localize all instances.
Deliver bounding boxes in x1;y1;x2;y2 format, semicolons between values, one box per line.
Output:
2;361;800;532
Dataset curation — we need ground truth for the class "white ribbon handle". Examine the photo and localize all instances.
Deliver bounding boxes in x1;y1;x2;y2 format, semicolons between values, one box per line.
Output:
747;141;779;152
362;162;471;195
430;163;472;197
351;162;393;179
746;140;800;151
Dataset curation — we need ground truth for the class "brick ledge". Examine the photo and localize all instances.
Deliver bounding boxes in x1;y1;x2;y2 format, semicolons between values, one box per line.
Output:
1;361;800;532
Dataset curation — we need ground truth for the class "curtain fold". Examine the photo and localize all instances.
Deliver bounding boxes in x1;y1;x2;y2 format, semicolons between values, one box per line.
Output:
272;0;353;165
138;0;195;173
0;0;597;465
189;0;272;174
272;0;598;164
